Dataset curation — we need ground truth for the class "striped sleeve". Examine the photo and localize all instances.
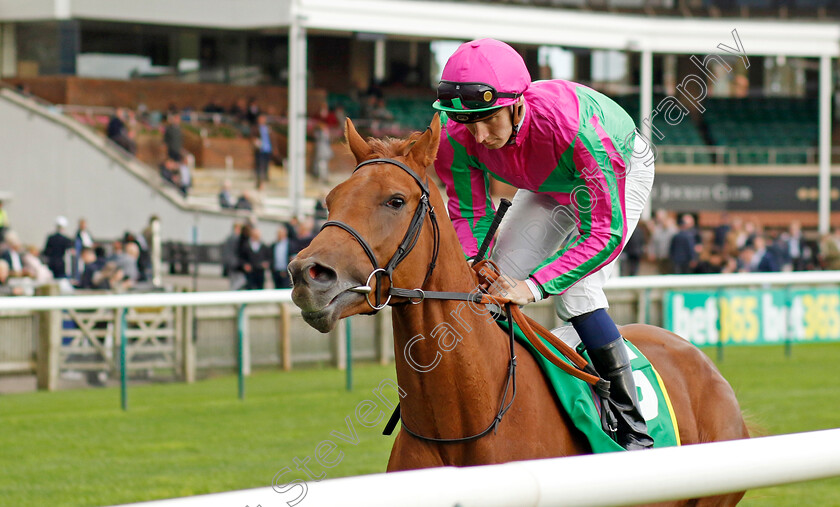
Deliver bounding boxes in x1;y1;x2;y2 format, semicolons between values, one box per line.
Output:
530;112;628;295
434;119;496;258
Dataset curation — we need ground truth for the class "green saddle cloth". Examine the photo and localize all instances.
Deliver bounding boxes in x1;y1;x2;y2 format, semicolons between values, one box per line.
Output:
497;320;680;453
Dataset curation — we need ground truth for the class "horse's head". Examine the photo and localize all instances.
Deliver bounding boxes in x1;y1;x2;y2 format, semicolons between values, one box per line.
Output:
288;114;442;332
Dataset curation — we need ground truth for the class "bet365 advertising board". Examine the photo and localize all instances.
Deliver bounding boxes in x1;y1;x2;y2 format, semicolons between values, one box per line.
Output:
664;288;840;346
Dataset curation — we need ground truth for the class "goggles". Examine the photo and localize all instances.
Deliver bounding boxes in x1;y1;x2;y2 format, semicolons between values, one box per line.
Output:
437;81;521;111
444;107;505;125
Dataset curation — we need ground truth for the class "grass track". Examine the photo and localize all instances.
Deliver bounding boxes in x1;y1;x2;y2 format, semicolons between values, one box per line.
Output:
0;343;837;506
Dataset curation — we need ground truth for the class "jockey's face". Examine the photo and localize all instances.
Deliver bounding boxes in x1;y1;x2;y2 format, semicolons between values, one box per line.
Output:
465;107;512;149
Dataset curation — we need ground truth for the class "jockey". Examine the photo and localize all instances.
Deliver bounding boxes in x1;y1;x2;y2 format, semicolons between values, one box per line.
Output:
432;38;655;450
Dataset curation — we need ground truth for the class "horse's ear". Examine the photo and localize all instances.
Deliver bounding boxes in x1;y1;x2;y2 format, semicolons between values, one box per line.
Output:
408;113;441;171
345;117;372;163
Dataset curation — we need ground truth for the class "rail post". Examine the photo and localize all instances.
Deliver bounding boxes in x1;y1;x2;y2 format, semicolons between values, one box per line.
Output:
35;284;60;391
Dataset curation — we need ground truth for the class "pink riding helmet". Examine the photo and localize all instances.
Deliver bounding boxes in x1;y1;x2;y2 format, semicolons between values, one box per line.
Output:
433;38;531;119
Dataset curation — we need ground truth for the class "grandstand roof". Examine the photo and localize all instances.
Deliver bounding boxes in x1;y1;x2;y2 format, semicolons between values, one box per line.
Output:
1;0;838;56
299;0;840;57
0;0;292;28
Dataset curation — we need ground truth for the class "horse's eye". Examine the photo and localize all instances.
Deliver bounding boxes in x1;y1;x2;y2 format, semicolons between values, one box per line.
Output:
386;197;405;210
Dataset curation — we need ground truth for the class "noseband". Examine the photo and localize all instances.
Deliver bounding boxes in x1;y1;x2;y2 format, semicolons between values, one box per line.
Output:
320;157;441;311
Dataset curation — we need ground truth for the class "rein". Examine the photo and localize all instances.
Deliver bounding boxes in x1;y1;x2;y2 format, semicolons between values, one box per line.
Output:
324;157;610;445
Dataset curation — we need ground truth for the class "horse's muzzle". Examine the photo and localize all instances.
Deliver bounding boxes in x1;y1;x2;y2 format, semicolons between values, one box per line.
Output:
288;257;362;332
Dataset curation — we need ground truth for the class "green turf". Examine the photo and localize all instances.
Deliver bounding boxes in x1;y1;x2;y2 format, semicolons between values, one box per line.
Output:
0;343;838;506
707;343;840;506
0;365;400;506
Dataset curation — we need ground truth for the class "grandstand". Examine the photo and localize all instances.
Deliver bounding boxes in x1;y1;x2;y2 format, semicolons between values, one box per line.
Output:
0;1;837;257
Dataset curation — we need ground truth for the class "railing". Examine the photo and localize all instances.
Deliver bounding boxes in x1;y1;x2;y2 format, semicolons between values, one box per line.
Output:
117;428;840;506
3;271;840;398
657;144;840;165
0;287;395;408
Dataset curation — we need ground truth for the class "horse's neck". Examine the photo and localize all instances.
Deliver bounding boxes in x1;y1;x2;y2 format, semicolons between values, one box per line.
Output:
390;239;512;437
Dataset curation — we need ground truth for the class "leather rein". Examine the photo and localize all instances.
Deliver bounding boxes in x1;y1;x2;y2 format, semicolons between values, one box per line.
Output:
321;157;610;444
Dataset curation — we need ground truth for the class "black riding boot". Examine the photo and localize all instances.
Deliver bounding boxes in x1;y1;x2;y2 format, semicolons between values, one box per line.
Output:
588;339;654;450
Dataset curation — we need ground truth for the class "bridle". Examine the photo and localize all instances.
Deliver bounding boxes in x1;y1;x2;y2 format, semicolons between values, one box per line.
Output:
321;157;484;311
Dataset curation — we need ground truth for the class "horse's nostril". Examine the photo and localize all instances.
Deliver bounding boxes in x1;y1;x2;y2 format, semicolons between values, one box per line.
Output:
307;262;337;285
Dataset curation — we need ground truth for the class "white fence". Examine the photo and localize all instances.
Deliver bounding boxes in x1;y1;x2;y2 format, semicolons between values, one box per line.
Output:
116;428;840;507
4;270;840;312
2;270;839;409
3;270;840;391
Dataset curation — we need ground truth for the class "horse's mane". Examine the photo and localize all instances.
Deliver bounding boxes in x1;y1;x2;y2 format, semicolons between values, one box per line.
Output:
365;131;425;159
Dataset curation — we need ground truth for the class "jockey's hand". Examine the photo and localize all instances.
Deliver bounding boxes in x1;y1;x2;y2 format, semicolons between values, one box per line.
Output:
486;276;535;306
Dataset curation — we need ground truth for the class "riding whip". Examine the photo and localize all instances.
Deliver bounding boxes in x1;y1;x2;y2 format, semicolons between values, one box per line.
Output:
474;198;512;263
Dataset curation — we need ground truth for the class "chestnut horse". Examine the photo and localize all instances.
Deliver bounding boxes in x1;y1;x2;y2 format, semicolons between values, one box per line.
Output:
289;115;749;505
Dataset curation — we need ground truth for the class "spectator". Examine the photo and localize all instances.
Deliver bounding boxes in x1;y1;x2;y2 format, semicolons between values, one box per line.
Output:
138;217;156;282
178;160;192;196
314;190;328;228
333;105;347;128
114;241;141;284
738;220;758;250
92;261;129;291
23;245;53;284
163;113;185;162
669;214;698;275
778;221;808;272
713;213;731;251
694;246;727;275
0;198;8;243
235;191;254;211
741;236;780;273
240;227;270;290
271;226;292;289
219;180;236;209
108;240;123;262
649;210;677;274
251;113;273;188
78;246;105;289
1;231;27;278
620;225;645;276
43;216;74;278
14;83;32;97
106;107;136;154
246;97;261;126
359;94;377;119
123;231;149;283
312;122;333;184
203;97;225;115
819;229;840;270
371;97;394;122
73;218;94;281
159;157;190;196
159;157;180;186
292;217;316;255
751;236;781;273
0;259;24;296
228;98;242;117
222;222;245;289
315;103;339;128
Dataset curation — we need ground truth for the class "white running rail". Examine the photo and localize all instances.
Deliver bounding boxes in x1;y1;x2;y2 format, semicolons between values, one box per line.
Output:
2;270;840;311
117;428;840;507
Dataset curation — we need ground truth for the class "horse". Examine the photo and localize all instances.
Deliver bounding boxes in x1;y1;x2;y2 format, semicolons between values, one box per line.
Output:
288;114;749;505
